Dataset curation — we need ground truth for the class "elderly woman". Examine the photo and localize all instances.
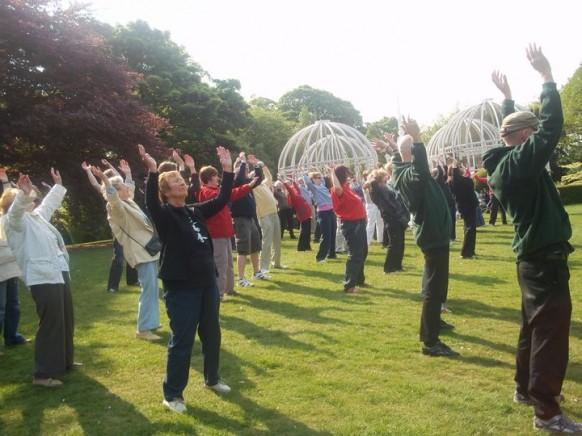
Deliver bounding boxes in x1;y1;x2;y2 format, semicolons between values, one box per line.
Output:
1;169;74;386
303;171;336;263
140;144;234;414
88;164;161;341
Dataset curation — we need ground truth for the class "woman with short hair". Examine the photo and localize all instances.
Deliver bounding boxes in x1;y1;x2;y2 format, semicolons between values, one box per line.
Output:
140;144;234;414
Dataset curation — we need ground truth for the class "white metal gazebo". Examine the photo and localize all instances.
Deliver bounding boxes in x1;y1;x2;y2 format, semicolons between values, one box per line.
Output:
277;120;378;178
426;100;508;168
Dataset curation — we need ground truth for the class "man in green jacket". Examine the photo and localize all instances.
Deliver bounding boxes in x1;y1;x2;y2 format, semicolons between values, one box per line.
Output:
391;118;458;357
483;44;579;433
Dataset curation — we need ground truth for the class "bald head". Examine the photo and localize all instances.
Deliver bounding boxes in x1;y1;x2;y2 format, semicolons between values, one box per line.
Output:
398;134;413;162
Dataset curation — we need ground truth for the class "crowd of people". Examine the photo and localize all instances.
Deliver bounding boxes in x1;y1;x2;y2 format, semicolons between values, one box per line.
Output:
0;44;578;432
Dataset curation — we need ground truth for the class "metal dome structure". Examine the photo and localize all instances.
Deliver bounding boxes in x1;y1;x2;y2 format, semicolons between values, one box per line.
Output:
426;100;508;168
277;120;377;178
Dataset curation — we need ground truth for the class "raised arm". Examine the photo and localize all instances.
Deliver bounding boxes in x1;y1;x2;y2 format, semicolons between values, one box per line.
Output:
35;168;66;222
91;166;128;227
6;174;34;232
139;144;168;238
330;167;343;196
81;162;103;194
402;117;430;179
0;168;11;195
195;147;234;218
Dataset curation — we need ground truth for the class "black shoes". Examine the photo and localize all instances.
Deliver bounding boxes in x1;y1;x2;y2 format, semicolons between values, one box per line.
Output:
422;341;459;357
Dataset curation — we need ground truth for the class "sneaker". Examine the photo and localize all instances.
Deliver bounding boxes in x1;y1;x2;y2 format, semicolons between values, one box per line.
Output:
514;391;565;406
107;288;118;293
440;319;455;330
135;331;161;341
253;271;269;280
206;381;231;394
533;414;582;433
33;377;63;387
422;341;460;357
238;278;253;288
271;264;287;269
163;398;186;413
316;259;327;264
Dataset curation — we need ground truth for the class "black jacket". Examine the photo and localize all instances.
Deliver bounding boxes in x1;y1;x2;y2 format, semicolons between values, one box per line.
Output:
369;181;409;227
146;171;233;288
449;168;478;218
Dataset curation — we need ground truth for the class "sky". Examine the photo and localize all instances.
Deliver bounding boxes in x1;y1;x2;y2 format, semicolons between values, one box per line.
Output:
86;0;581;126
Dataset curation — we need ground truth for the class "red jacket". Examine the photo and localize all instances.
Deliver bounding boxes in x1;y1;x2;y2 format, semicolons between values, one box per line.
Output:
197;183;251;238
284;181;312;223
331;183;366;221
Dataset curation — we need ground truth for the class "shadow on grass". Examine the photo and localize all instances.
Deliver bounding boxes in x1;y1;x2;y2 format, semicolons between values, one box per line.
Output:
262;280;373;306
235;293;350;327
455;354;514;369
447;331;516;355
449;272;508;286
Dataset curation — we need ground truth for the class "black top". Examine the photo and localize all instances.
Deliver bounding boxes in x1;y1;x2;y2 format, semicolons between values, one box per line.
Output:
449;168;478;218
146;171;234;290
369;181;409;226
230;162;257;218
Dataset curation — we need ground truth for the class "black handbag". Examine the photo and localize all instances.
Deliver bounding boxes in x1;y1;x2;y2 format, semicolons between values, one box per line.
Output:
144;235;162;256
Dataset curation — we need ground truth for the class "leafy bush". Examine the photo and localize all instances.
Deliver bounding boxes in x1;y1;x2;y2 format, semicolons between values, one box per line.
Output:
557;183;582;205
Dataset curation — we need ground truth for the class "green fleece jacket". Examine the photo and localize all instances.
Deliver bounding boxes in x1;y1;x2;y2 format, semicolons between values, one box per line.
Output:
482;82;571;260
391;143;451;251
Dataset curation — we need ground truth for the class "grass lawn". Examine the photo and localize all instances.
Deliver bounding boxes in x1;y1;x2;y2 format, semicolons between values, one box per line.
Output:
2;205;582;435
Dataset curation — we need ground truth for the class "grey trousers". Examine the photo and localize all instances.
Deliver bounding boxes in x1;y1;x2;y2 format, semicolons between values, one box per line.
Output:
259;213;281;271
213;237;234;295
30;272;74;379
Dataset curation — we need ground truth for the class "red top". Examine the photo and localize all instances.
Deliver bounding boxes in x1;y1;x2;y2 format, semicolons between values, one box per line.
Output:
331;183;366;221
197;184;251;238
284;181;312;223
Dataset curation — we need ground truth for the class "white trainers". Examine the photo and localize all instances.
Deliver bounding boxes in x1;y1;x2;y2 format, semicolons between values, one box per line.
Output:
206;381;231;394
253;271;269;280
163;398;186;413
533;414;582;433
238;278;253;288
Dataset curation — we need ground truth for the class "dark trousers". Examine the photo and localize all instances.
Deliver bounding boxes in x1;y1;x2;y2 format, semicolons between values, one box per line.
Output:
297;219;312;251
420;246;449;346
384;221;405;273
449;206;456;241
316;210;336;261
461;212;477;258
489;196;507;225
314;221;321;242
1;278;26;345
278;209;295;238
341;219;368;290
30;273;75;378
163;284;221;401
107;239;139;291
515;257;571;420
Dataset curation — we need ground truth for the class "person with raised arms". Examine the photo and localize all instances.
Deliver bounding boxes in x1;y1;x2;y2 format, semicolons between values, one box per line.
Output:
484;45;579;433
140;143;233;414
391;119;459;357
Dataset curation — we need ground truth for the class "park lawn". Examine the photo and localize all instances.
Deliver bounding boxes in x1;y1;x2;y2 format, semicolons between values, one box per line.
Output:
1;205;582;436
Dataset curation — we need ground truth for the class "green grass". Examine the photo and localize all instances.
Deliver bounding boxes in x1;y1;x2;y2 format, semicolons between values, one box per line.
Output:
2;205;582;435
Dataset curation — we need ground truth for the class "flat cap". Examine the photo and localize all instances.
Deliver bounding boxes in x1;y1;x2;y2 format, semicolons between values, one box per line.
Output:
500;111;539;137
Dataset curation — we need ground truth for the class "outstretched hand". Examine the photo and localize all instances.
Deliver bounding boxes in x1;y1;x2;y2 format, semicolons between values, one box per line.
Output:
183;154;195;173
526;43;553;82
491;70;512;100
118;159;131;176
50;167;62;185
17;174;33;194
371;138;389;152
216;146;233;172
138;144;157;173
171;149;185;171
401;116;421;143
0;167;8;183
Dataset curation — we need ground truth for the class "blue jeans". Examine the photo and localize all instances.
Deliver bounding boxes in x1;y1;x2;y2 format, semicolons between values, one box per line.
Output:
136;261;160;332
0;278;25;345
316;210;337;261
163;284;221;401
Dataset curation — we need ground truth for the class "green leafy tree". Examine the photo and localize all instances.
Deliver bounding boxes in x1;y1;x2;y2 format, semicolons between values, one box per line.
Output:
237;103;296;172
105;21;252;165
559;65;582;164
278;85;363;129
365;117;399;139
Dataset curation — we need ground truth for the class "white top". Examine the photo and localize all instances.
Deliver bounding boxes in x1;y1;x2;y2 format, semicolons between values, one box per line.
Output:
3;185;69;287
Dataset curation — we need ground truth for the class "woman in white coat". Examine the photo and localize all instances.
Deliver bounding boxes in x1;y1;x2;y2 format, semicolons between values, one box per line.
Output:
2;169;74;387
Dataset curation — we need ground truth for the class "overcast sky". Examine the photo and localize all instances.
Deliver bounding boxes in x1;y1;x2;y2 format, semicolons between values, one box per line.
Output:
86;0;581;126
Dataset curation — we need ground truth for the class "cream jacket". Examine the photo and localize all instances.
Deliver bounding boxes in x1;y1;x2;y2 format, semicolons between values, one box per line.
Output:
105;187;159;268
253;166;278;218
3;185;69;287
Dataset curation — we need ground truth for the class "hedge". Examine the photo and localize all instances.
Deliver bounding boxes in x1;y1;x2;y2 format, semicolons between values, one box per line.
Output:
558;183;582;205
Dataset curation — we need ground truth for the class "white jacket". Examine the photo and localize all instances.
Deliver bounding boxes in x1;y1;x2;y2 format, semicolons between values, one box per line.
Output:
3;185;69;287
0;237;20;283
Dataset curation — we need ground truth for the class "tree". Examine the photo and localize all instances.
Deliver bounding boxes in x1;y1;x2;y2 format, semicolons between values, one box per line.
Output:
365;116;399;139
237;102;296;172
278;85;363;129
0;0;166;242
105;21;252;165
559;65;582;164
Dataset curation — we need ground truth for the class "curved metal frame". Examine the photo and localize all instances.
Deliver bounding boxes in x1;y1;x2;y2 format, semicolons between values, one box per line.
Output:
278;120;378;178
